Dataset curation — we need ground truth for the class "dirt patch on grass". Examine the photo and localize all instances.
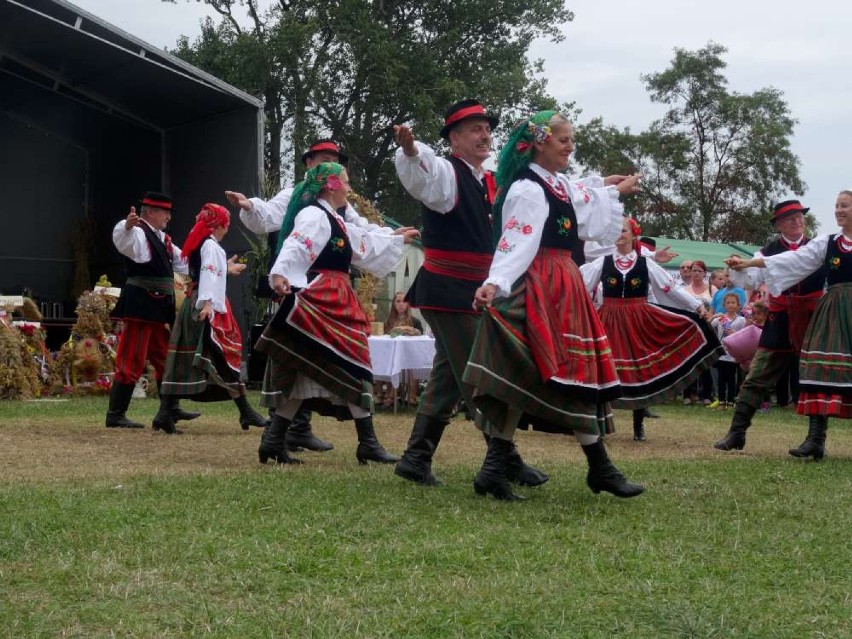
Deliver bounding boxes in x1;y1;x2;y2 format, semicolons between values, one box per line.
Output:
1;406;849;484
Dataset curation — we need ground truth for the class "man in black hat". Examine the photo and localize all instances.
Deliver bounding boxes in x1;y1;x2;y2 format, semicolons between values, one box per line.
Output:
106;192;200;430
226;139;412;456
392;99;547;488
714;199;827;455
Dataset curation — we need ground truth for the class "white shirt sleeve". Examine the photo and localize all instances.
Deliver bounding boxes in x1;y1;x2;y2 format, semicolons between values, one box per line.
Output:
647;259;701;311
348;223;405;277
579;255;606;295
268;206;331;290
563;175;624;244
240;186;294;234
394;141;458;214
483;179;549;297
112;219;151;263
728;249;766;290
762;234;831;296
195;240;228;313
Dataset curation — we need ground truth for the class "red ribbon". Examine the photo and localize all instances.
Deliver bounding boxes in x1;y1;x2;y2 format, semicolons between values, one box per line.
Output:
444;104;488;127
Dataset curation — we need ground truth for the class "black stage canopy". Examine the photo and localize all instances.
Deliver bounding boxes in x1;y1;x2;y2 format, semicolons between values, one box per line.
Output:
0;0;264;340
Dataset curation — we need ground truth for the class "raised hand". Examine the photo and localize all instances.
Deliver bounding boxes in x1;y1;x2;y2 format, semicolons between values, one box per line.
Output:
224;191;253;211
125;206;140;230
394;125;418;157
654;245;678;264
615;174;641;196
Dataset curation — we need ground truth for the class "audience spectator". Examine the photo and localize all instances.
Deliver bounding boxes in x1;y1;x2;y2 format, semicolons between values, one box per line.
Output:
712;266;747;313
711;293;746;408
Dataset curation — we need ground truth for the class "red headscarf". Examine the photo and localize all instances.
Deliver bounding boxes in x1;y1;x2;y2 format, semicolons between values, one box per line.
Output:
627;217;642;252
181;203;231;259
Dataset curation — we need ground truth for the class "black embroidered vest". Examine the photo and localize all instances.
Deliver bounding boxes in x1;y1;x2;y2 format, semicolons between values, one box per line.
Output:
601;255;649;299
112;221;176;324
825;234;852;286
521;169;579;252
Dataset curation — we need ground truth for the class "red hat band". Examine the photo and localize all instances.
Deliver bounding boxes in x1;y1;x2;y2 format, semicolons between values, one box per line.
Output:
142;198;172;210
773;203;804;219
444;104;488;128
308;142;341;155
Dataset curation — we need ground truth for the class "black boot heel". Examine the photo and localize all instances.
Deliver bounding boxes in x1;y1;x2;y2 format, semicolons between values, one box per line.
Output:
474;437;524;501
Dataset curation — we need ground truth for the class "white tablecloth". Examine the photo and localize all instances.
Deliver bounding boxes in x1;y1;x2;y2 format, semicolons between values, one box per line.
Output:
368;335;435;387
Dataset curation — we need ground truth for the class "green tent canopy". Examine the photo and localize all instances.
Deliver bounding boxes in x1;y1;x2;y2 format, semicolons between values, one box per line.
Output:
646;237;763;271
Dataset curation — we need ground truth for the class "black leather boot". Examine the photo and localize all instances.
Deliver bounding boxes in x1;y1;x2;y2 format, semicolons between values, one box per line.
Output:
258;413;302;464
482;432;549;487
581;439;644;498
354;416;400;465
105;382;144;428
286;408;334;452
152;395;180;434
234;395;269;430
170;403;201;422
789;416;828;460
714;401;756;451
394;413;447;485
473;437;524;501
632;409;647;441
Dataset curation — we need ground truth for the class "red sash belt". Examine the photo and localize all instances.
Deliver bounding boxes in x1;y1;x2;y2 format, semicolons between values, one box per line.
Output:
423;248;492;281
768;291;823;352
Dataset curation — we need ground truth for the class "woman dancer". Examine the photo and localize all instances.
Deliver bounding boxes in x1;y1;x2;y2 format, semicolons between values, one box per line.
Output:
580;217;722;441
726;190;852;458
156;203;268;433
462;110;644;500
256;162;417;465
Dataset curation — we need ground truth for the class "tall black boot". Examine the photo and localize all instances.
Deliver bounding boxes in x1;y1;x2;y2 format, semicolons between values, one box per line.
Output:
473;437;524;501
170;402;201;423
286;408;334;452
105;382;144;428
581;439;644;498
354;416;400;465
394;413;447;485
632;409;647;441
258;413;302;464
789;416;828;460
152;395;179;434
713;401;757;451
483;432;549;487
234;395;269;430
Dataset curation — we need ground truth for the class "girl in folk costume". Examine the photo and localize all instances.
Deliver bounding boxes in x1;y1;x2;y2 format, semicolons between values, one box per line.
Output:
580;217;723;441
156;204;268;433
256;162;417;465
462;110;644;501
726;190;852;459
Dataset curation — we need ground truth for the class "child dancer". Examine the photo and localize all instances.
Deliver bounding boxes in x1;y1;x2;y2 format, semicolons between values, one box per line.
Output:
157;203;268;433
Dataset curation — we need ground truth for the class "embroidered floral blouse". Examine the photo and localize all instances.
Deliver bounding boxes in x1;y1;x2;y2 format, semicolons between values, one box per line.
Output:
483;163;623;297
761;232;851;296
269;198;404;289
195;237;228;314
580;251;702;312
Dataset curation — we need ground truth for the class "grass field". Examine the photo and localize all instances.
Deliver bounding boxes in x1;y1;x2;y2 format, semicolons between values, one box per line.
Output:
1;396;850;638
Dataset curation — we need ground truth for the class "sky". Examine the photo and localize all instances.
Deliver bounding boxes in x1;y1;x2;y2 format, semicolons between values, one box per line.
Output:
68;0;849;233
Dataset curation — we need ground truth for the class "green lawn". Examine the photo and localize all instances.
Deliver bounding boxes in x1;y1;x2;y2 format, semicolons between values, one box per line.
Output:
1;397;850;638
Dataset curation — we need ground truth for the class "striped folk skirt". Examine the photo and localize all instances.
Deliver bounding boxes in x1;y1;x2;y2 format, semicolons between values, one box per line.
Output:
159;293;243;401
797;282;852;418
463;248;621;435
599;298;723;409
256;270;374;417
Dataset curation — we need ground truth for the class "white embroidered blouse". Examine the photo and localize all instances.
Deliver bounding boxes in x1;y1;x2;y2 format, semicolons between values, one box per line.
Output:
760;232;849;296
195;238;228;314
269;198;404;289
483;163;623;297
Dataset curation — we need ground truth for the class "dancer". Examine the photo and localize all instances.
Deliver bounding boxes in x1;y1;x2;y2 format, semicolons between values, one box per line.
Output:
725;190;852;458
463;110;644;500
392;98;546;488
714;200;826;452
106;192;200;429
580;217;723;441
227;139;412;453
255;162;417;465
155;203;268;433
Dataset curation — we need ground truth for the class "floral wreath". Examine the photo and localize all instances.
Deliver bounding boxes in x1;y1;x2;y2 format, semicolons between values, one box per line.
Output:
515;122;553;154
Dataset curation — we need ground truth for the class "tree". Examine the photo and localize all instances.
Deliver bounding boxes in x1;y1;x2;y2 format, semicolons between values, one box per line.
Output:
573;42;809;244
164;0;570;224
